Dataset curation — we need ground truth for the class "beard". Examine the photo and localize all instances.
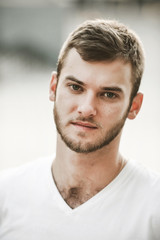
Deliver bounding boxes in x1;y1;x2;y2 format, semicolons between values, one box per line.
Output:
53;104;129;154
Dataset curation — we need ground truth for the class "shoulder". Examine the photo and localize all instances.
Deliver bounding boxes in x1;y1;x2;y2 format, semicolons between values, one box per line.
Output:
0;155;54;224
129;161;160;217
0;155;53;193
127;159;160;187
123;159;160;205
123;160;160;238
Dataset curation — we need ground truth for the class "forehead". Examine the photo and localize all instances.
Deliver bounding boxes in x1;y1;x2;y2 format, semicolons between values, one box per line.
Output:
60;48;132;91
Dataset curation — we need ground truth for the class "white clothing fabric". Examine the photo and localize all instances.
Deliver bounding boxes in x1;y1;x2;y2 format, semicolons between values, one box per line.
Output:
0;156;160;240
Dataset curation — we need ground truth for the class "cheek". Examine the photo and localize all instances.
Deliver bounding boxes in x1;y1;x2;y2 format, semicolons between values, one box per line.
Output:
56;91;77;114
100;103;126;121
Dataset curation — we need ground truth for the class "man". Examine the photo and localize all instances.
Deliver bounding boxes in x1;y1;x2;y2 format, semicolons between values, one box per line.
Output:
0;19;160;239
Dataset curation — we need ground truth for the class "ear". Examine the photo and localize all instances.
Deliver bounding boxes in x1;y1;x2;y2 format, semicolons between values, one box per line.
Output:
127;92;143;120
49;71;57;102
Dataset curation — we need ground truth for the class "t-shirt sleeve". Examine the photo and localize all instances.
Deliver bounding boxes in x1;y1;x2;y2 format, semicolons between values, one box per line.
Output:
150;178;160;240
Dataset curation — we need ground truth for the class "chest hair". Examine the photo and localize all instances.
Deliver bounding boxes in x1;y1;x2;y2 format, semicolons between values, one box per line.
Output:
60;187;100;209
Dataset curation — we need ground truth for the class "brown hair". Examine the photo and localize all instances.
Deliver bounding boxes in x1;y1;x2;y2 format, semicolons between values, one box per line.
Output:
57;19;145;100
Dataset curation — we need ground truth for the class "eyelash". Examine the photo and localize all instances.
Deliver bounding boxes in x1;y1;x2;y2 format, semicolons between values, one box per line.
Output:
67;83;118;99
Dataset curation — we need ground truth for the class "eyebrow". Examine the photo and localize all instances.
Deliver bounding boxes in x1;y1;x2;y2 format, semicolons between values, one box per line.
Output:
100;87;123;93
65;75;123;93
65;75;85;86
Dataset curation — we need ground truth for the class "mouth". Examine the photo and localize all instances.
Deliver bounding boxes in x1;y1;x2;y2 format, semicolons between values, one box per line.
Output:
71;121;98;130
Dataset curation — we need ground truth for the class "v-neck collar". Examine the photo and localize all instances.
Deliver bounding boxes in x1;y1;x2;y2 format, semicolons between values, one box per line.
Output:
46;158;135;214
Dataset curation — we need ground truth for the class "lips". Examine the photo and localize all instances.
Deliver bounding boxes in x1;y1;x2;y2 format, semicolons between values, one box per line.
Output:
71;121;98;129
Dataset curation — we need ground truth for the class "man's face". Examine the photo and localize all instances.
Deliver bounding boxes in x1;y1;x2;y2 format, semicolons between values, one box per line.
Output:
52;48;133;153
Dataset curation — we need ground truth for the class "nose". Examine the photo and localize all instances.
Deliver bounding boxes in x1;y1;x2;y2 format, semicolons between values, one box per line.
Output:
77;93;97;118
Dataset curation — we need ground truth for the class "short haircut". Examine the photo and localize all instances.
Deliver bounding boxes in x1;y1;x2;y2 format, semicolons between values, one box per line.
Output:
57;19;145;101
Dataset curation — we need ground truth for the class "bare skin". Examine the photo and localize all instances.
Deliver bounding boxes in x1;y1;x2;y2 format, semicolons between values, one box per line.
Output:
52;135;126;208
49;49;143;209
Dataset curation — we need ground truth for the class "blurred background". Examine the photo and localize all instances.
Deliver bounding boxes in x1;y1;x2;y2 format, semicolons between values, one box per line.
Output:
0;0;160;172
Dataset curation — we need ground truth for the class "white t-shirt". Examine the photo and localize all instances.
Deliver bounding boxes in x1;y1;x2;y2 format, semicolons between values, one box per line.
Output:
0;156;160;240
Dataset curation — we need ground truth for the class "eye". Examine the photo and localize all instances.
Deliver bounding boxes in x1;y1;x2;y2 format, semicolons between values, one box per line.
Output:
69;84;83;92
103;92;117;99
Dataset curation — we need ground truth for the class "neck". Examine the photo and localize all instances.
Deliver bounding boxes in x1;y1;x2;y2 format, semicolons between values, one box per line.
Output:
51;134;126;208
